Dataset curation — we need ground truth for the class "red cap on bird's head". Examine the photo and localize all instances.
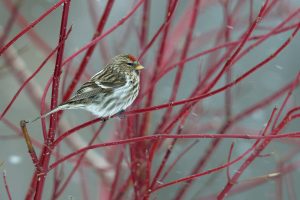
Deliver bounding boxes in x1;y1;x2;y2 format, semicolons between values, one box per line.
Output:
127;54;137;62
127;54;144;70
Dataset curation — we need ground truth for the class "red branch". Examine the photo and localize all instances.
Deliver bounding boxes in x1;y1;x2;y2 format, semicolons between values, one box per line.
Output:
217;73;300;198
1;0;299;199
0;27;72;120
33;1;71;199
48;130;300;172
2;171;12;200
61;0;145;68
0;0;65;55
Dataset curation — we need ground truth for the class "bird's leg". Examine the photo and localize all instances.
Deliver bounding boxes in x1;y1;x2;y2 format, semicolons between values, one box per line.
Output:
116;109;126;119
101;116;109;122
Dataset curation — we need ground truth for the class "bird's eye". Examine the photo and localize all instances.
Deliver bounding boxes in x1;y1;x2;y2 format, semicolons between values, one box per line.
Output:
127;62;134;66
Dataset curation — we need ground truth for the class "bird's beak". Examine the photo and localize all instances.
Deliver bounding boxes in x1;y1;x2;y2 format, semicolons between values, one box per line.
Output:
135;65;144;70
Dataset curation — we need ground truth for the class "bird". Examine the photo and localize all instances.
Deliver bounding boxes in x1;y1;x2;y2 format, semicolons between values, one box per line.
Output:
30;54;144;123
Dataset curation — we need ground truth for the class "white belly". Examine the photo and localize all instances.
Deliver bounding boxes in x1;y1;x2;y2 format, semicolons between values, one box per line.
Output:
86;78;139;117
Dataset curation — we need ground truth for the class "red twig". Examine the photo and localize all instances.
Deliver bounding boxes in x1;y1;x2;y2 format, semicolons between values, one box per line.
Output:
162;0;201;125
108;151;124;200
172;15;299;194
114;175;132;200
152;127;265;193
139;0;150;48
0;0;22;46
0;0;65;55
53;77;295;149
79;168;90;200
223;0;233;121
226;142;235;182
147;17;300;87
128;21;300;116
0;27;72;121
148;135;178;191
202;0;270;95
33;1;71;199
2;171;12;200
61;0;145;68
139;0;179;135
48;130;300;172
204;160;300;199
160;140;199;182
217;73;300;199
53;123;105;199
1;1;300;198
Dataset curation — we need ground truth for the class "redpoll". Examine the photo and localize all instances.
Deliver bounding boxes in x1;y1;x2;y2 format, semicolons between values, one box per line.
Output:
31;54;144;122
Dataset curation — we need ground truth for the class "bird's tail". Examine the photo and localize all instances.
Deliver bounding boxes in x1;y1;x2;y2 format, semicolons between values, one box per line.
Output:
29;104;69;123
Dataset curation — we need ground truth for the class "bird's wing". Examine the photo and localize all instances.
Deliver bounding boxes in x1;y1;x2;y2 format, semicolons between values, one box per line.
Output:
91;66;127;90
75;81;101;95
96;80;126;89
65;68;127;104
65;87;109;103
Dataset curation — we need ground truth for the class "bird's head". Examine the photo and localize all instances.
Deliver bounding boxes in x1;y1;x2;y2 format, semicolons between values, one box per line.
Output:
112;54;144;72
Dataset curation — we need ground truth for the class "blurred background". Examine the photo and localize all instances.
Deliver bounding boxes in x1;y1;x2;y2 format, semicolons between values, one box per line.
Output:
0;0;300;199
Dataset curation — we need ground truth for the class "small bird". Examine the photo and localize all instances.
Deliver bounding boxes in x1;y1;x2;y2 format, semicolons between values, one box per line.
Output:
31;54;144;122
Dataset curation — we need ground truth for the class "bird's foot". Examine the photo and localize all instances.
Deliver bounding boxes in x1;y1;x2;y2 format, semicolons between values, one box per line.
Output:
101;117;109;122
